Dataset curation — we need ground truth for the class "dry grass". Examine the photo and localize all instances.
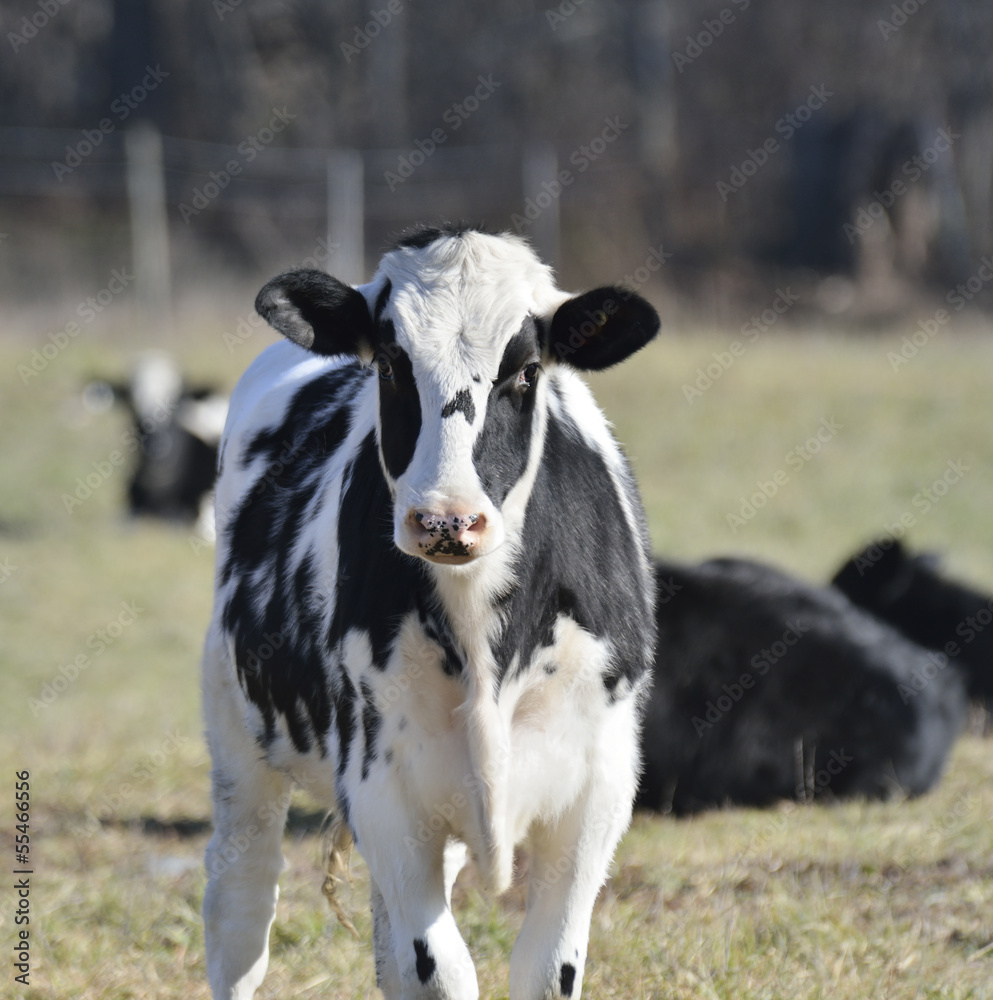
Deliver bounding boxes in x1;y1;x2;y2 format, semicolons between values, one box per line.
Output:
2;312;993;998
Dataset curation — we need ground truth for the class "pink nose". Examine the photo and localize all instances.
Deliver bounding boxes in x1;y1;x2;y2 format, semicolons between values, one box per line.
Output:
407;509;488;559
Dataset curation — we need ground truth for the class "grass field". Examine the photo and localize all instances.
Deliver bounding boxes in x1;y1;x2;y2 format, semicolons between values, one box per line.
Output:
2;307;993;999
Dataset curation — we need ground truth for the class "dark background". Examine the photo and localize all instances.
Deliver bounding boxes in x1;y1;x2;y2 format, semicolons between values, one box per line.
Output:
3;0;993;327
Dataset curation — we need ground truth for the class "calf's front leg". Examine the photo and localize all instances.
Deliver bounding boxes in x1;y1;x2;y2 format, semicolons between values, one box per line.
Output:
509;703;640;1000
361;814;478;999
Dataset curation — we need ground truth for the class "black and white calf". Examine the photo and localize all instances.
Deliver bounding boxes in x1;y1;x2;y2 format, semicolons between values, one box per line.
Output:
637;556;967;814
201;225;659;999
86;351;227;530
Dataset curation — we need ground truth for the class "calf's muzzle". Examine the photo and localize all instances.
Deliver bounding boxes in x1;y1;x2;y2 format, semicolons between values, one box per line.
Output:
406;508;489;564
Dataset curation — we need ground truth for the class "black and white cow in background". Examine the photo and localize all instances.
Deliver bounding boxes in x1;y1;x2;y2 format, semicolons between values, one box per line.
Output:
833;539;993;713
85;350;227;533
202;225;659;999
637;556;967;814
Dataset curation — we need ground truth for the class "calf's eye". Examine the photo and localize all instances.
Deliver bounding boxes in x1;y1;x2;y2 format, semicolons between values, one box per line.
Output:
519;362;541;388
376;355;394;380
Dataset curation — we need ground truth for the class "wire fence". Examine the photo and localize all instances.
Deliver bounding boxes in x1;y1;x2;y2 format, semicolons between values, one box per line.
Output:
0;122;644;312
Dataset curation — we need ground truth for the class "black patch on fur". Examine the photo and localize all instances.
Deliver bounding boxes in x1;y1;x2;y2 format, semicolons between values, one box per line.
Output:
497;322;540;384
560;963;577;997
219;371;458;759
327;433;451;672
335;670;356;776
472;320;541;506
360;679;382;780
488;383;655;691
418;604;465;676
373;279;392;323
413;938;436;983
442;387;476;424
376;328;421;479
221;371;365;754
393;221;477;250
241;369;356;475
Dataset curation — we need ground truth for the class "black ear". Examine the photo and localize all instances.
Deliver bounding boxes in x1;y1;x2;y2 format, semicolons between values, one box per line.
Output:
255;268;374;357
545;286;659;370
832;539;913;604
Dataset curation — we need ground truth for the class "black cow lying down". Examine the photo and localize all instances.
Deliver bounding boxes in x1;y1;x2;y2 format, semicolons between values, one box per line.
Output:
637;556;967;814
833;539;993;711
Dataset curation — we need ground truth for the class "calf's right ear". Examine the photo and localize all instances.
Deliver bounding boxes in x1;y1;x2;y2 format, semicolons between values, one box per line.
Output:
255;268;374;357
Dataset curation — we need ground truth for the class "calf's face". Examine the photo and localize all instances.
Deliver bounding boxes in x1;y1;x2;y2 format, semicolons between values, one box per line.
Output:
256;232;658;567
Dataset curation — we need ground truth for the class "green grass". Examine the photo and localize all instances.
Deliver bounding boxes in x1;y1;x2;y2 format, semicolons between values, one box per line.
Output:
2;314;993;999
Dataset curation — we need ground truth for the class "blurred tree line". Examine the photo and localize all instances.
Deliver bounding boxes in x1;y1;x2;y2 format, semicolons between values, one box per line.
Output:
2;0;993;319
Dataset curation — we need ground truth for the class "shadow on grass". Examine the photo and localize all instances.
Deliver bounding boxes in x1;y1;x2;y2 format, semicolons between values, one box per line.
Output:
102;806;329;839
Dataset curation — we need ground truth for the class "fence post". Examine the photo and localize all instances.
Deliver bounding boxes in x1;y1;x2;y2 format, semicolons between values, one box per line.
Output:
327;150;364;283
125;121;171;333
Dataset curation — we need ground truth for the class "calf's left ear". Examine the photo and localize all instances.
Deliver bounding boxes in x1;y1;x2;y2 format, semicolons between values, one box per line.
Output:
255;268;374;357
544;286;660;371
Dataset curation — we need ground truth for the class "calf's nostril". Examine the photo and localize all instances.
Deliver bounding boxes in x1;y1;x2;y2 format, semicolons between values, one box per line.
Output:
408;510;487;541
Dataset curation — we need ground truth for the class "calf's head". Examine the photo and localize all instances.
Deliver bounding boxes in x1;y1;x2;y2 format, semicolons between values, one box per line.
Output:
256;228;659;567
